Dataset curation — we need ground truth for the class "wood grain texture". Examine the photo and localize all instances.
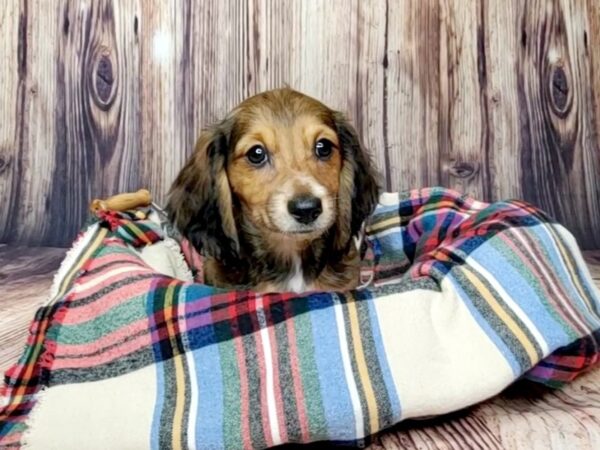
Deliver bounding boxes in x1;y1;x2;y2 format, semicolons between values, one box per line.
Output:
0;1;21;242
0;0;599;248
0;245;66;373
46;0;143;246
0;247;599;448
367;370;600;449
484;0;524;200
1;0;62;245
439;1;490;199
385;0;442;192
515;0;600;250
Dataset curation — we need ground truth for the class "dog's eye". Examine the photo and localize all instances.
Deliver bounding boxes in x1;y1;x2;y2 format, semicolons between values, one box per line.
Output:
246;145;268;166
314;139;334;160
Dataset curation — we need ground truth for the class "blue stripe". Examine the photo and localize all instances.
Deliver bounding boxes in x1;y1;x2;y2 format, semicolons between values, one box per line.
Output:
373;229;404;250
533;225;600;329
180;287;225;448
470;243;571;351
151;361;165;450
192;340;224;448
373;203;399;215
308;294;356;440
448;272;522;375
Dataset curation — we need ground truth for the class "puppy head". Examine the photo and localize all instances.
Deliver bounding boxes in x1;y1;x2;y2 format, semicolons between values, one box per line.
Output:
167;88;379;264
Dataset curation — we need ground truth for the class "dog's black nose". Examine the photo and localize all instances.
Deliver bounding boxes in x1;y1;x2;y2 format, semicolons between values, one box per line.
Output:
287;195;323;224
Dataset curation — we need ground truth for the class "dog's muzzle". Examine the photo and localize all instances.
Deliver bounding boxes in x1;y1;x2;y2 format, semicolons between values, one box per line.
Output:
287;195;323;225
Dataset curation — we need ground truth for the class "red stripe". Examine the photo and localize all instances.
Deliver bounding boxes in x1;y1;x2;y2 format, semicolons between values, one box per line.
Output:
252;297;273;447
62;278;154;324
0;430;23;445
229;299;252;450
86;252;150;269
542;354;589;369
0;312;52;422
264;294;288;444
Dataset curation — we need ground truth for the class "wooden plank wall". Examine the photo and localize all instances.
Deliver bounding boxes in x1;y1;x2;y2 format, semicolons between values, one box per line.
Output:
0;0;599;248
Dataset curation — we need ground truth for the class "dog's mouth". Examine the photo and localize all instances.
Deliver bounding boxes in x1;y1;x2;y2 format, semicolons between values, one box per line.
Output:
264;223;327;237
266;207;334;238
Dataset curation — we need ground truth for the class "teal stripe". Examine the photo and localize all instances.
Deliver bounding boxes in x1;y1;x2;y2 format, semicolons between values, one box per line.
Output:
489;235;580;341
55;294;148;345
291;297;328;441
214;322;243;450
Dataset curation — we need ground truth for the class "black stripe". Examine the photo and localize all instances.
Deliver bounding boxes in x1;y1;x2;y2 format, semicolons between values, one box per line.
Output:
159;356;176;449
339;293;371;436
68;273;159;307
452;263;543;371
49;347;156;386
271;299;302;441
242;327;267;449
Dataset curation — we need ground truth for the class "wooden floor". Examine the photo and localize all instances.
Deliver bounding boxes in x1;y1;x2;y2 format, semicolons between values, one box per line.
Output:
0;245;67;369
1;246;599;449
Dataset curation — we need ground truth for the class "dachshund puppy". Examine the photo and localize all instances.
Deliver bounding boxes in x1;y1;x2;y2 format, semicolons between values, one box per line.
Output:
167;88;379;293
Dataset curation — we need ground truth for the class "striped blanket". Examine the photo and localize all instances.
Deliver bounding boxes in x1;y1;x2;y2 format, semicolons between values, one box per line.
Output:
1;187;599;449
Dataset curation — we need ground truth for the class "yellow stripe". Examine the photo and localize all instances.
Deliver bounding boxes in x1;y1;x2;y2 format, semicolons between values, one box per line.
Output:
463;268;538;364
56;228;108;300
366;216;399;233
420;199;466;212
347;296;379;434
164;282;185;450
172;354;186;450
547;227;594;316
125;223;152;245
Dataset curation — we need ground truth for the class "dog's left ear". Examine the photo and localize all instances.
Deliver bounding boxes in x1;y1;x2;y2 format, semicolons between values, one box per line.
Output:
333;112;380;252
166;120;240;265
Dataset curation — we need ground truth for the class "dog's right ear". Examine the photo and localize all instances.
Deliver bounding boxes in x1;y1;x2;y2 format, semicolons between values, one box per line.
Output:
167;122;239;264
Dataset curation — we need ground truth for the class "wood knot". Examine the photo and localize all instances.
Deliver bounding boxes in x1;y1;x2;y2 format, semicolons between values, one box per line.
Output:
549;64;570;116
91;48;117;110
96;54;114;103
448;161;478;179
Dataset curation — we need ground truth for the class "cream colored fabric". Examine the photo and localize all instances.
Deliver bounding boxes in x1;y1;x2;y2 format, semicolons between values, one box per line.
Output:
24;366;157;450
374;284;513;419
